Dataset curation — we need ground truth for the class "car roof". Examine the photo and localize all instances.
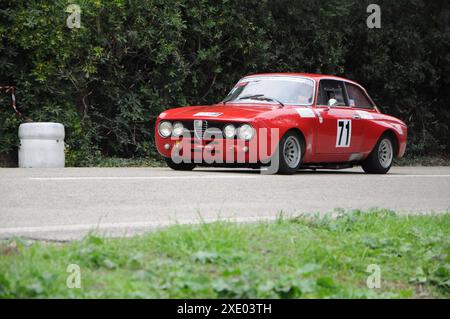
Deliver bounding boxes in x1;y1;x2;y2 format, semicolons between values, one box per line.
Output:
244;72;358;84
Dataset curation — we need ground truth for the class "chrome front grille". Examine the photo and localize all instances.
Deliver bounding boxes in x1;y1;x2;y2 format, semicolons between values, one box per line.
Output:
193;120;208;139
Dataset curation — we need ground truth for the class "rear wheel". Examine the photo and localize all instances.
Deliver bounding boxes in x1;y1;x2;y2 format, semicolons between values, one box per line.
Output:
165;157;196;171
362;135;394;174
275;131;303;175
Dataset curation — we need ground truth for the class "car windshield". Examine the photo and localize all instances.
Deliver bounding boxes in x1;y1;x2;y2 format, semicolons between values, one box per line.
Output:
223;76;315;106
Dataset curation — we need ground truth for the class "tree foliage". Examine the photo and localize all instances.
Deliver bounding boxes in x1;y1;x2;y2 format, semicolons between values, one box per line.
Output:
1;0;449;165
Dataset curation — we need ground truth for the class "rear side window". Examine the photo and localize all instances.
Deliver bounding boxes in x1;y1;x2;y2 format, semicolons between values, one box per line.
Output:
317;80;347;106
346;83;373;109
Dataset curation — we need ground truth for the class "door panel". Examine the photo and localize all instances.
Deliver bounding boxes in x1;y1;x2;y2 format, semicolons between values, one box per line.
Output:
315;107;363;154
314;80;364;155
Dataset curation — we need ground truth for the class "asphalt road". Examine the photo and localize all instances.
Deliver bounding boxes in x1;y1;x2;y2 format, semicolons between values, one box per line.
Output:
0;166;449;240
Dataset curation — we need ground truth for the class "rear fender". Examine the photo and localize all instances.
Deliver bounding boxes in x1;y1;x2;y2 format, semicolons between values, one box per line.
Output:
363;120;407;158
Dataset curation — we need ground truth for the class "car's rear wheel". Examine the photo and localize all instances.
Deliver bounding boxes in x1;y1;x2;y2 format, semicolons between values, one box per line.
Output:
165;157;196;171
275;131;303;175
362;134;394;174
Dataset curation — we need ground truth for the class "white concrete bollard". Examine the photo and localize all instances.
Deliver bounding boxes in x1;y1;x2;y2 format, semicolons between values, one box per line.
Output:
18;122;65;168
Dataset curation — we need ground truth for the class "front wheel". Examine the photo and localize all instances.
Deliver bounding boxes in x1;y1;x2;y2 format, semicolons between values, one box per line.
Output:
362;135;395;174
275;131;303;175
165;157;196;171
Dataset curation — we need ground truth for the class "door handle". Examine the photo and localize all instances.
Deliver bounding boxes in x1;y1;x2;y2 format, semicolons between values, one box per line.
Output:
353;114;361;120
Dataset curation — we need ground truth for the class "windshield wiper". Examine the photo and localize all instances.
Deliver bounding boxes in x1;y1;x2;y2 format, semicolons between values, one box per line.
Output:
222;97;233;105
239;94;284;107
238;94;264;100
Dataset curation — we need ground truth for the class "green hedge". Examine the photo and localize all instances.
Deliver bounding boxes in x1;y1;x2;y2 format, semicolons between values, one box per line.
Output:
1;0;449;166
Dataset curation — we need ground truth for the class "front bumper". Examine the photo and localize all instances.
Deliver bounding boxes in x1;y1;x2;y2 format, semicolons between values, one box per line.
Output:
156;137;273;164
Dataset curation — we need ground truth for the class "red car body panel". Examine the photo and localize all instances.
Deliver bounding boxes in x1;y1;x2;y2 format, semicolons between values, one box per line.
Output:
155;73;407;165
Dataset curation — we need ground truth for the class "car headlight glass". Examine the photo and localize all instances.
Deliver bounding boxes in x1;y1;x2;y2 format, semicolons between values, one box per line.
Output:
237;124;255;140
172;122;184;137
158;121;172;137
223;124;236;139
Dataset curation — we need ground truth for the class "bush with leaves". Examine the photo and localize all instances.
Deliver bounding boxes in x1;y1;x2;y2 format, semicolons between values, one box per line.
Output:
0;0;449;166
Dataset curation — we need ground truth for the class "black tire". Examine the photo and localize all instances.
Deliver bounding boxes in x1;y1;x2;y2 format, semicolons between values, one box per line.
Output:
362;134;395;174
165;157;196;171
274;131;303;175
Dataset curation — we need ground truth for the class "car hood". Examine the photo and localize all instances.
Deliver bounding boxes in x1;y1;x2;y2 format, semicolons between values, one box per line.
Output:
159;103;277;122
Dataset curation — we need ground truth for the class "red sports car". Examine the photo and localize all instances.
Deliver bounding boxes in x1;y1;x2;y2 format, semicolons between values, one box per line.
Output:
155;73;407;174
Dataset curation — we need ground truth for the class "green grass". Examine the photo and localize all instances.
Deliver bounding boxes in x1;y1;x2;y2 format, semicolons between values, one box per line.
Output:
93;156;164;167
1;209;449;298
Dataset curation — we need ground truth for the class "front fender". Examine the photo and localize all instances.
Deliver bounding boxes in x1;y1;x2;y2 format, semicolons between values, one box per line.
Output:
255;108;317;161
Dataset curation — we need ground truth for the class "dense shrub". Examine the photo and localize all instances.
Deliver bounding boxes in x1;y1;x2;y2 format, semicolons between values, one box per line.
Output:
0;0;449;165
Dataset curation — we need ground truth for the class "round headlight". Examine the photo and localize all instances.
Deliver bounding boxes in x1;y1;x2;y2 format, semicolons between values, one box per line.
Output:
223;124;236;139
172;122;184;137
158;121;172;137
237;124;255;140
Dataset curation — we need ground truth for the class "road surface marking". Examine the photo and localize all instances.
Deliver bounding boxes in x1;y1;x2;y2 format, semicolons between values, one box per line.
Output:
27;174;450;181
0;216;279;235
384;175;450;178
29;175;258;181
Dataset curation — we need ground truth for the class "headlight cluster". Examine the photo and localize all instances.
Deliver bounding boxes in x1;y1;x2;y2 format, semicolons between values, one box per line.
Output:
237;124;255;140
223;124;236;139
158;121;173;137
158;120;255;140
172;122;184;137
223;123;255;140
158;121;185;138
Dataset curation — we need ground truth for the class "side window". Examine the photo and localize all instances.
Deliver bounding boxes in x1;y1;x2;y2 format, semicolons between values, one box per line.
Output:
346;83;373;109
317;80;347;106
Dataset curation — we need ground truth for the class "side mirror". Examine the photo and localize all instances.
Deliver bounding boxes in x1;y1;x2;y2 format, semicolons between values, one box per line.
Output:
327;98;338;109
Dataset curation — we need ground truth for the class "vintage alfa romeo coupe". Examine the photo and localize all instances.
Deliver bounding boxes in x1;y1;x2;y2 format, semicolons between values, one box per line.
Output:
155;73;407;174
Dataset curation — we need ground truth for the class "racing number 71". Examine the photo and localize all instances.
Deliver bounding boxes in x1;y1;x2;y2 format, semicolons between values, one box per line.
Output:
336;119;352;148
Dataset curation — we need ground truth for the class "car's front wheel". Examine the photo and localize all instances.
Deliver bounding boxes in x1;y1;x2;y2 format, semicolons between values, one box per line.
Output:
362;134;395;174
275;131;303;175
165;157;196;171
